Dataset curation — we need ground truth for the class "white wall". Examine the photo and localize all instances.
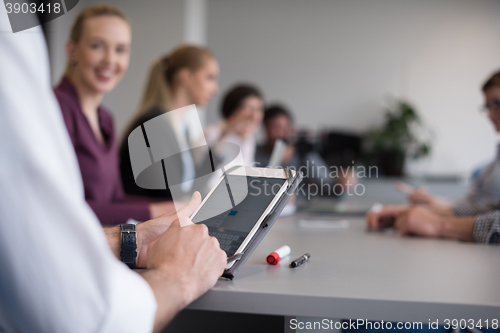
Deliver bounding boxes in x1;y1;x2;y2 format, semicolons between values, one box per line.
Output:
46;0;500;177
206;0;500;176
184;0;207;45
45;0;94;83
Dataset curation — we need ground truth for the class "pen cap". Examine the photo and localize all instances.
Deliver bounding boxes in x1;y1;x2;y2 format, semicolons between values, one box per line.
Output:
266;245;291;265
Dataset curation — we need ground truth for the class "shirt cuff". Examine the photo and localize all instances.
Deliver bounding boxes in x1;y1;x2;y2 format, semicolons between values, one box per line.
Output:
451;200;498;217
473;211;500;244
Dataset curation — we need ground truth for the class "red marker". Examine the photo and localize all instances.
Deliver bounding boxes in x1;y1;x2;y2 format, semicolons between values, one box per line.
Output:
266;245;291;265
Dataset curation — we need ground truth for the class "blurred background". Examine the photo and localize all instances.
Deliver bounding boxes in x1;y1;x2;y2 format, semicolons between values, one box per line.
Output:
44;0;500;179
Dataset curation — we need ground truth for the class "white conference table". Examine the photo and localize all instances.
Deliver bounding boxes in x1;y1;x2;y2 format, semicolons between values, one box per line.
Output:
187;179;500;322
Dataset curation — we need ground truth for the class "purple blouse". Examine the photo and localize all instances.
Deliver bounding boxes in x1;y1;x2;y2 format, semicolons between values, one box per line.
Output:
54;77;150;225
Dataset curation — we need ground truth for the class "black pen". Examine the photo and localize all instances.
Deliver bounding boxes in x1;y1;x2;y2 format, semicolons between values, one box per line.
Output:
289;253;310;268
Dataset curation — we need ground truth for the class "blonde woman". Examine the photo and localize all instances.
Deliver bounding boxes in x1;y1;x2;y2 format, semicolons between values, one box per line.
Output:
54;5;175;224
119;45;220;198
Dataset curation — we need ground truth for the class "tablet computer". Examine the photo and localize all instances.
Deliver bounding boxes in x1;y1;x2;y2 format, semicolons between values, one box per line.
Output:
190;166;298;272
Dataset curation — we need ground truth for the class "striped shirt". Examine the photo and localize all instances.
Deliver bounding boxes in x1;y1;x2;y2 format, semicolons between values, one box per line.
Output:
452;200;500;244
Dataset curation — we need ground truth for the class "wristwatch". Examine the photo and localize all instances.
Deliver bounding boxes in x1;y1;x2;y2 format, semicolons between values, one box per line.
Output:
120;224;137;269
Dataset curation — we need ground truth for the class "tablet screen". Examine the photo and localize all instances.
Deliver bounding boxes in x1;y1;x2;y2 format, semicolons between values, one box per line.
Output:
193;175;286;256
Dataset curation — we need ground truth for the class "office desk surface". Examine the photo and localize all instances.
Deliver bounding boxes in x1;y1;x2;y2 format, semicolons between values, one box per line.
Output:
188;213;500;321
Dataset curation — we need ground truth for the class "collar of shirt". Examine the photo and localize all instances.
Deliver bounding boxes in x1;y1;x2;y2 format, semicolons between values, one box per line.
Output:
56;77;114;147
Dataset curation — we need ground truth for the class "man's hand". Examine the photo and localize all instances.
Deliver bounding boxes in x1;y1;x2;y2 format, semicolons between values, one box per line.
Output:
367;205;475;242
146;219;227;305
367;204;447;237
394;206;475;241
406;187;434;205
394;206;443;237
136;192;202;268
141;218;227;332
366;205;408;229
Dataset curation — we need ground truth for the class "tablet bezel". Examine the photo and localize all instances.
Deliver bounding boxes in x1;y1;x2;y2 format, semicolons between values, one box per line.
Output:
190;166;295;269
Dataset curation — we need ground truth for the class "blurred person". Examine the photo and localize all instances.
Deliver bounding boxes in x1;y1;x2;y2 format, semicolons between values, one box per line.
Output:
403;71;500;217
255;104;298;167
119;45;219;199
255;104;355;195
53;5;175;225
366;204;499;243
367;71;500;244
0;6;226;332
204;84;264;167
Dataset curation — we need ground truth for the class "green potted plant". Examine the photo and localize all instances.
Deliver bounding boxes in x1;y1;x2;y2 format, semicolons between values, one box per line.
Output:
363;100;432;176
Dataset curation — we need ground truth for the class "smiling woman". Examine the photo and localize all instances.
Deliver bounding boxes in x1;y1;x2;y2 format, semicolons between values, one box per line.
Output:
63;6;130;144
64;7;130;93
53;4;176;225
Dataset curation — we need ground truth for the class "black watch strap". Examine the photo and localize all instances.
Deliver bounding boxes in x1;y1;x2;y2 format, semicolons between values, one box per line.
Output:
120;224;137;269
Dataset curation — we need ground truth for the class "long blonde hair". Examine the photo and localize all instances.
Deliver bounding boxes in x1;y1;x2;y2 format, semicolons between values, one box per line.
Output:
64;4;129;78
125;45;214;134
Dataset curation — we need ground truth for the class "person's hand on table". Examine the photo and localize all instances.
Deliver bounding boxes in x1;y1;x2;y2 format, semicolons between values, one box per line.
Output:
394;205;444;237
366;205;408;229
366;204;443;236
137;192;201;268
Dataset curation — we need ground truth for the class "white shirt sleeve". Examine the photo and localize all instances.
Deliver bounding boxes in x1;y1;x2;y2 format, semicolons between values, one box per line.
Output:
0;9;156;333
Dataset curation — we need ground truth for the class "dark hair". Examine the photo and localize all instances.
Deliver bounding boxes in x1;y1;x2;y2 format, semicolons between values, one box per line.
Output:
221;84;263;119
264;104;293;126
482;70;500;92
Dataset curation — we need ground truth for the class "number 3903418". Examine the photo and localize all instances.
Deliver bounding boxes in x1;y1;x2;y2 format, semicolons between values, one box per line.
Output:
5;2;61;14
443;319;498;330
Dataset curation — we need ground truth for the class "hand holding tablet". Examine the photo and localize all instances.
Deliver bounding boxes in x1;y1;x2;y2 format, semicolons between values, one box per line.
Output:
190;166;303;279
